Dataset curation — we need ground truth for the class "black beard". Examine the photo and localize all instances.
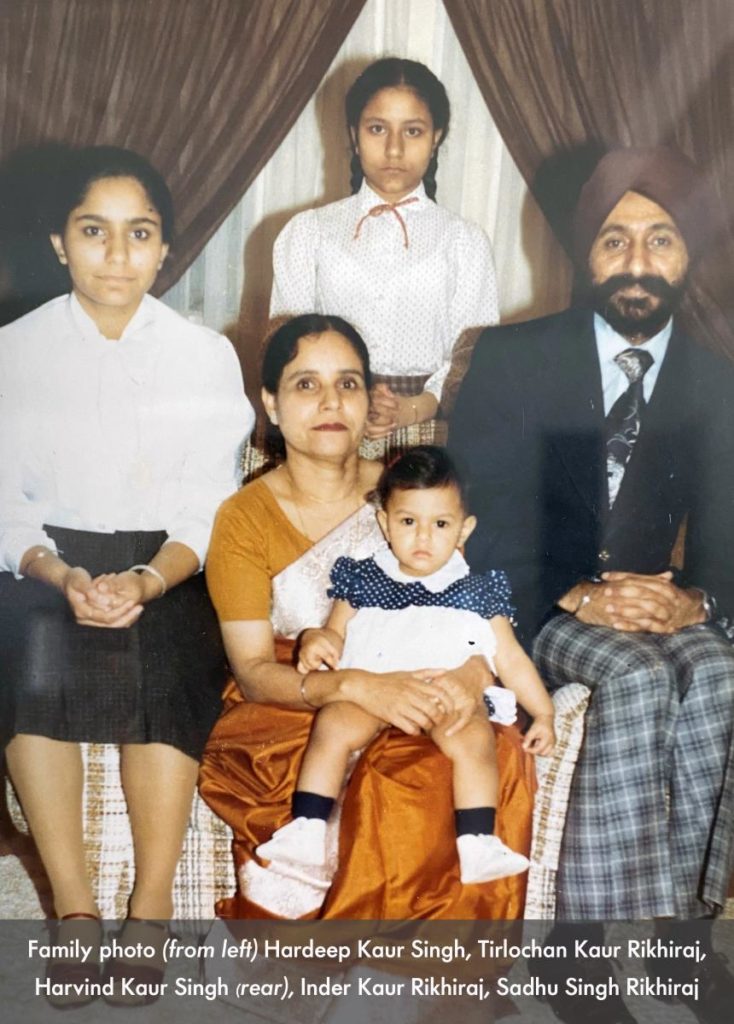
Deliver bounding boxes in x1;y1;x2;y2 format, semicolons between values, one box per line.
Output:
591;273;685;341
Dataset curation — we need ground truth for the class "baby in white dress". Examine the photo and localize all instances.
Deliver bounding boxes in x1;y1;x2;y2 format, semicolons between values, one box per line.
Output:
257;446;555;886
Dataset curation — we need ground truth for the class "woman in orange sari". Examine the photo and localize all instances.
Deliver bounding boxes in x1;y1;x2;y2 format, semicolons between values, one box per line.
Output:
200;314;535;919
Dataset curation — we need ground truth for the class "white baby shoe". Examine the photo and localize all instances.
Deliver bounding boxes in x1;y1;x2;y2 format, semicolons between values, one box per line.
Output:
240;858;331;919
457;833;530;884
256;817;327;868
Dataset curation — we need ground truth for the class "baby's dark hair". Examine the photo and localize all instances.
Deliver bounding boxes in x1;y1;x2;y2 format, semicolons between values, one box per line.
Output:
376;445;468;510
345;58;450;201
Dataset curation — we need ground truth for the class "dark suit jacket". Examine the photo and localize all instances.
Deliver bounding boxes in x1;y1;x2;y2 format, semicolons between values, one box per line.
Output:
448;308;734;645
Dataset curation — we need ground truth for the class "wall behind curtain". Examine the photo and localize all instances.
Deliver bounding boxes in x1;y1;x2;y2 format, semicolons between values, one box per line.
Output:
164;0;571;388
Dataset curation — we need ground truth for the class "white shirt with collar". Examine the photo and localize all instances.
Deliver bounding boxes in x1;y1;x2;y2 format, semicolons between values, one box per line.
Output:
594;312;672;414
373;545;469;590
0;293;255;576
270;180;499;400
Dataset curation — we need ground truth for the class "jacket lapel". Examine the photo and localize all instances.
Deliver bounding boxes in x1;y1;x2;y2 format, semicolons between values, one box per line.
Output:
539;309;608;518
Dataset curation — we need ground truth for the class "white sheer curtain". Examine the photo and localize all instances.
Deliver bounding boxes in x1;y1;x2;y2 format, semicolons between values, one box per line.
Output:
164;0;571;363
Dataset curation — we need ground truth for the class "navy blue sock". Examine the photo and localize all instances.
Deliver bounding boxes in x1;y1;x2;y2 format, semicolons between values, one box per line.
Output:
455;807;495;837
292;790;334;821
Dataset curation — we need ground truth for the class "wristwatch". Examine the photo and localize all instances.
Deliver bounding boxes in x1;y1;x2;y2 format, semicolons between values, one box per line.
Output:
698;589;718;622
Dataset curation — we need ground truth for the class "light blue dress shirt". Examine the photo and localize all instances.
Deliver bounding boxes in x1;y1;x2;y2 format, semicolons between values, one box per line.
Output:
594;312;672;415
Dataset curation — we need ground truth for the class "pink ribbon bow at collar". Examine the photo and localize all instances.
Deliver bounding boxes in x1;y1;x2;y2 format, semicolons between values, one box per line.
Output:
353;195;420;249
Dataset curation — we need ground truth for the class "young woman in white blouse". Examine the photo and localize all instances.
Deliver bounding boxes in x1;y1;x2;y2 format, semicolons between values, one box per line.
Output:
0;148;253;944
271;58;499;443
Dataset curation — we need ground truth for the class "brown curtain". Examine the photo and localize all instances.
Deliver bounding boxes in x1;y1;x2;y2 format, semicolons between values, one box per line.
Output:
443;0;734;358
0;0;366;316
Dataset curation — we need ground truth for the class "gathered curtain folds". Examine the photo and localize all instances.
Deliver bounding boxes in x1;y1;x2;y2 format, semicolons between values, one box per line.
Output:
0;0;367;296
442;0;734;360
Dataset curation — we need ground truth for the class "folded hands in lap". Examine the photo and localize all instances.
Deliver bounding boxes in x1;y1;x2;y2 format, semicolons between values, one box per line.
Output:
568;570;705;634
63;567;147;628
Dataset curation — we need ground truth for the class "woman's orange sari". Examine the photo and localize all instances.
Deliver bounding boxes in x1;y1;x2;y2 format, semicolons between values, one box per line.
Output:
201;497;535;919
200;640;535;920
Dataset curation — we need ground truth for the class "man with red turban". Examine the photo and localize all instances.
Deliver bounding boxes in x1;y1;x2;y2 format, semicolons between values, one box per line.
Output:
450;146;734;1015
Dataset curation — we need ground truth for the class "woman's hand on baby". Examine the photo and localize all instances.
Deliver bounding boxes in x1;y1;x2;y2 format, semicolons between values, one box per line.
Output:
414;668;479;737
522;714;556;756
349;671;449;735
297;628;341;672
416;656;493;737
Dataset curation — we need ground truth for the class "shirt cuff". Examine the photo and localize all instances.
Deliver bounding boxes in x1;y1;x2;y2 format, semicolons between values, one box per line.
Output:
423;367;449;402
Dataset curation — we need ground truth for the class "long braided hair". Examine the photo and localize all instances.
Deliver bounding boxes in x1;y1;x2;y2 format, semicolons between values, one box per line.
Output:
345;58;450;202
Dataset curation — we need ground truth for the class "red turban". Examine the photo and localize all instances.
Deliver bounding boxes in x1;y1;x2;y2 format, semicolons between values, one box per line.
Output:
572;146;711;264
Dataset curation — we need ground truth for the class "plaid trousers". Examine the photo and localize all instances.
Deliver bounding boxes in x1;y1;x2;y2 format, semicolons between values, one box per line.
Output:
533;614;734;919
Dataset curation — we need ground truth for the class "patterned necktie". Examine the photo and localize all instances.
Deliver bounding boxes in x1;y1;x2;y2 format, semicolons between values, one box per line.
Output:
605;347;654;507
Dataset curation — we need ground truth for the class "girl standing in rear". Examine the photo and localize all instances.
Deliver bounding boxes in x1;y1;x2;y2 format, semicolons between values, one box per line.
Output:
271;58;498;447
